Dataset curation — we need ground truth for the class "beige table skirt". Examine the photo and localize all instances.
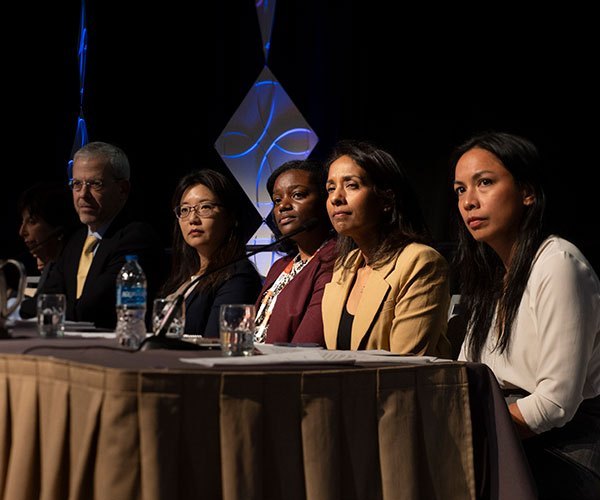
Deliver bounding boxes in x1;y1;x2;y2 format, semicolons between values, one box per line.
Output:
0;354;476;500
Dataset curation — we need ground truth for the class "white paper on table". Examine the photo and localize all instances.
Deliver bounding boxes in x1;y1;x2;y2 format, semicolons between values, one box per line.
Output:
60;320;113;337
180;349;357;367
254;343;324;355
14;318;96;330
180;346;443;367
63;330;117;339
11;317;116;338
62;330;157;339
64;321;96;331
349;350;439;365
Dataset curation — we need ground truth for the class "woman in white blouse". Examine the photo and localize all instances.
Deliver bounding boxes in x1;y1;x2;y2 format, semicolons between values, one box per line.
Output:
452;131;600;499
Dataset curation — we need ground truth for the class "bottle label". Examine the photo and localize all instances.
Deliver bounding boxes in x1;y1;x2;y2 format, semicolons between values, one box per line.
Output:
117;285;147;307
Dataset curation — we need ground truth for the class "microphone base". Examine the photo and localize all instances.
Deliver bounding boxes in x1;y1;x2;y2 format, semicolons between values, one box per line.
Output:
138;335;206;351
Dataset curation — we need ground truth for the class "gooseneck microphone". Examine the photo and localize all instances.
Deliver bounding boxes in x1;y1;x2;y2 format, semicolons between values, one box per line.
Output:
137;217;319;351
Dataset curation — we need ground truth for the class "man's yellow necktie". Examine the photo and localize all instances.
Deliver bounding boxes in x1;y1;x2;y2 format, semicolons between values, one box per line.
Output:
76;235;98;299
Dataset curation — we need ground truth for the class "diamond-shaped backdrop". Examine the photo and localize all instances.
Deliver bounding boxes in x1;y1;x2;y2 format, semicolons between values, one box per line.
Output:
215;65;318;274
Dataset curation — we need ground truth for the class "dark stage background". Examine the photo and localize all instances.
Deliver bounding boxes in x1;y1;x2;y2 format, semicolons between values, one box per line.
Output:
3;1;598;277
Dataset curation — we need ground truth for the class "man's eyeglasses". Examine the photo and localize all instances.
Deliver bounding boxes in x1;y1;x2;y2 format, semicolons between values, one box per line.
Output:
174;202;222;219
68;179;109;192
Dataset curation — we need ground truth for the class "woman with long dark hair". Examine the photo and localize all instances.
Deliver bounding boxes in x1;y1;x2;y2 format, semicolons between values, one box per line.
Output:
322;139;451;355
452;131;600;499
161;169;262;337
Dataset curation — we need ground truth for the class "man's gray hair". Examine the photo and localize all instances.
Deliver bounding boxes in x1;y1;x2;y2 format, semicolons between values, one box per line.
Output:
73;141;131;180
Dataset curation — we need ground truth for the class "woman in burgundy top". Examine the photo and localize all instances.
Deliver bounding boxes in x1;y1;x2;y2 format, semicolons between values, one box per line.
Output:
254;159;336;346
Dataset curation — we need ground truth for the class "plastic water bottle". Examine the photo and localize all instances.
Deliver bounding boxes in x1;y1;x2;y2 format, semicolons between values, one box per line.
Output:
115;255;147;349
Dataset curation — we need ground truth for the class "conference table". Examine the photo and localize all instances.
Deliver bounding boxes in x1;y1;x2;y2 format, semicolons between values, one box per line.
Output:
0;324;536;500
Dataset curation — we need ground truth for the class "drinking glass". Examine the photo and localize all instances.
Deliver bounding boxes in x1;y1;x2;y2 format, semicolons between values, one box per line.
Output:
219;304;255;356
37;293;66;337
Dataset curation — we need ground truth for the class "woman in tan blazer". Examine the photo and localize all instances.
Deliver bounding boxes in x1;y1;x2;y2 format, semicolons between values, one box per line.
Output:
322;140;451;357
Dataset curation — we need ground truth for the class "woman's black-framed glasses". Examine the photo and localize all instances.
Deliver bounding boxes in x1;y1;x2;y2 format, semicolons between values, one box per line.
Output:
174;202;222;219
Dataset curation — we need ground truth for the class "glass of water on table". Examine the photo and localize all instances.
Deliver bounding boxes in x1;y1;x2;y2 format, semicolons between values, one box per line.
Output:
219;304;255;356
37;293;66;337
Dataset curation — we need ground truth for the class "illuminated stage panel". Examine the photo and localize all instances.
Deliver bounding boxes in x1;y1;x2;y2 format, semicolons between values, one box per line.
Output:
215;66;319;275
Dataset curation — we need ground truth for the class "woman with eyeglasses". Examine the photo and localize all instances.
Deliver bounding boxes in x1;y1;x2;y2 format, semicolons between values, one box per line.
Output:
160;169;262;337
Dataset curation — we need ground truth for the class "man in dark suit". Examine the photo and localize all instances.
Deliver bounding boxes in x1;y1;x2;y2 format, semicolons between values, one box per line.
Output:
27;141;166;329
